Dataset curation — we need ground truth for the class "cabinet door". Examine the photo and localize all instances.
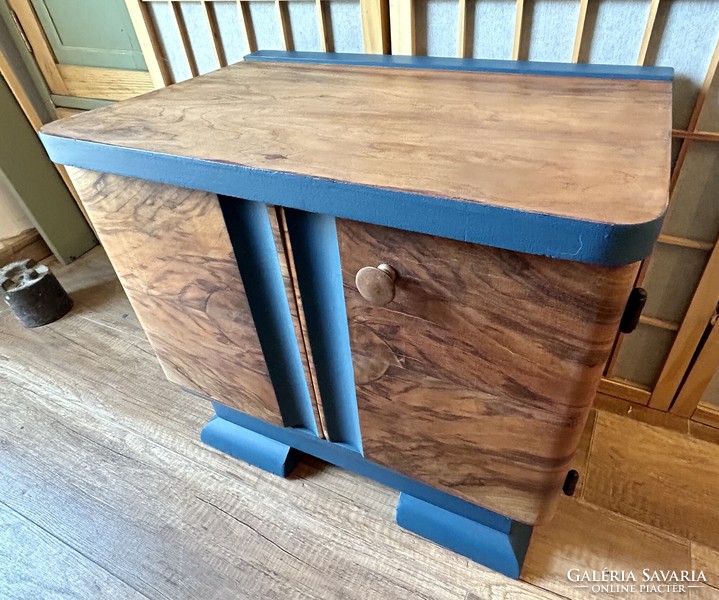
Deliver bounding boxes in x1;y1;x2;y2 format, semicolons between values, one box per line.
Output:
337;220;637;524
67;168;286;425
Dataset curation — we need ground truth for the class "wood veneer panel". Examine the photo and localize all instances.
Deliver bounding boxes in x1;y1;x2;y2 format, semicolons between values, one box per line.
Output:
66;167;282;425
43;60;670;227
337;220;637;524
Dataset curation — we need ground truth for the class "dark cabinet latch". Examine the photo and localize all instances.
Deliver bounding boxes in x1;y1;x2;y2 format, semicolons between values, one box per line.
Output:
620;288;647;334
563;470;580;496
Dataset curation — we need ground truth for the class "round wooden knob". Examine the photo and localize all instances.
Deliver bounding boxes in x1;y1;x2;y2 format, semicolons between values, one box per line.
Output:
355;264;397;306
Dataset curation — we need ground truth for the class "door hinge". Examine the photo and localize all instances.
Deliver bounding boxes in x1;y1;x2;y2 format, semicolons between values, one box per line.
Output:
620;287;647;334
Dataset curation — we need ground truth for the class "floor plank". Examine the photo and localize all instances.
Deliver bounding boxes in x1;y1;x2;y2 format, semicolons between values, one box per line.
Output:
584;411;719;550
0;500;146;600
523;497;691;600
691;543;719;599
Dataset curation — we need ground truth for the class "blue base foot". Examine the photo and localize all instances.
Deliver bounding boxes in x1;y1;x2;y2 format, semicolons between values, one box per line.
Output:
201;416;301;477
395;492;532;579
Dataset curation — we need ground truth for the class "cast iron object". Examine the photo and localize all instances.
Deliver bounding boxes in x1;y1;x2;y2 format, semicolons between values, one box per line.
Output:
0;259;73;328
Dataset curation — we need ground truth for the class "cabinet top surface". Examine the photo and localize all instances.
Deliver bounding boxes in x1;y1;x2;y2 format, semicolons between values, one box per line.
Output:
43;59;671;226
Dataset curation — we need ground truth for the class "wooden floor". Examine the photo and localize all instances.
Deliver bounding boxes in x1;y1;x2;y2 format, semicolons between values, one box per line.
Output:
1;247;718;600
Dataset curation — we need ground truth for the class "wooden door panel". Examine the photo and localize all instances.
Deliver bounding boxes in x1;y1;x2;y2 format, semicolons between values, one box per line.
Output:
66;167;282;425
337;219;638;524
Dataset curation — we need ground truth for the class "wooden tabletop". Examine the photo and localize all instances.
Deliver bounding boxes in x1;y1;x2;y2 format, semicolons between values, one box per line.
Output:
41;54;672;265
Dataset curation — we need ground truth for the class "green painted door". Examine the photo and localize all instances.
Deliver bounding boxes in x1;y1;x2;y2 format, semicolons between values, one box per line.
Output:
30;0;147;70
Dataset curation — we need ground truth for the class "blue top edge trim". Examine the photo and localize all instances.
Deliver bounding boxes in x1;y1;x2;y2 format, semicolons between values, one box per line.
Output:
244;50;674;81
39;133;664;267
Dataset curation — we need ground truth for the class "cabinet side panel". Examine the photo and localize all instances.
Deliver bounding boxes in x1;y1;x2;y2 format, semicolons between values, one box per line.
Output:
337;220;638;524
67;167;282;425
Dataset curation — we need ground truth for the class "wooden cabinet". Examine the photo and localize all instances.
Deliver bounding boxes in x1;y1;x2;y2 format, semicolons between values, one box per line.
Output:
39;51;671;577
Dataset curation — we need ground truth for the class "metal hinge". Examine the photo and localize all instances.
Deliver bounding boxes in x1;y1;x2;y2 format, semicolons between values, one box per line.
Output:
563;470;580;496
620;287;647;334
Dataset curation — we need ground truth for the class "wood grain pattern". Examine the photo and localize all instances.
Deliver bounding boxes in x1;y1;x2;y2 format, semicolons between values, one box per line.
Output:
42;60;671;227
584;411;719;549
691;543;719;599
524;497;692;600
337;220;638;524
0;502;145;600
65;167;282;425
57;65;155;101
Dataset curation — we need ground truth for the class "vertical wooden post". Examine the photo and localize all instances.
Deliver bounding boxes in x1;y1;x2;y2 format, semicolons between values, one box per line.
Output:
637;0;660;66
276;0;293;51
512;0;524;60
389;0;414;55
315;0;331;52
237;1;257;53
361;0;390;54
169;0;199;77
200;1;226;68
571;0;588;63
124;0;171;88
457;0;468;58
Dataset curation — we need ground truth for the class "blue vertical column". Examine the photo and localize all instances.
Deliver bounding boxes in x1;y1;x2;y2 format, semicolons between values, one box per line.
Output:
284;209;363;453
218;196;317;434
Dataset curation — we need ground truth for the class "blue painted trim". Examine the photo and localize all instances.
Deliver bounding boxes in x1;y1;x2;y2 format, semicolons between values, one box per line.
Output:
218;197;317;433
39;134;664;266
201;416;301;477
244;50;674;81
210;402;513;533
395;493;532;579
283;210;362;452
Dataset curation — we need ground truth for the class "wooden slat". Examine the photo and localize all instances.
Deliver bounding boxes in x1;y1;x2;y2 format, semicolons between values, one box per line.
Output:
124;0;172;87
571;0;589;63
389;0;414;55
594;392;689;435
6;0;68;95
671;322;719;417
659;233;715;251
639;314;680;331
170;0;199;77
361;0;390;54
651;242;719;410
512;0;524;61
672;129;719;142
457;0;468;59
598;377;652;405
275;0;293;51
692;403;719;430
315;0;330;53
57;65;154;101
610;32;719;389
237;1;257;53
637;0;660;65
691;543;719;598
42;62;672;229
201;0;226;68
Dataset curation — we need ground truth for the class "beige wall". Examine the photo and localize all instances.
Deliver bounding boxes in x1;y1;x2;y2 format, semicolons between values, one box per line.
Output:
0;168;33;240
